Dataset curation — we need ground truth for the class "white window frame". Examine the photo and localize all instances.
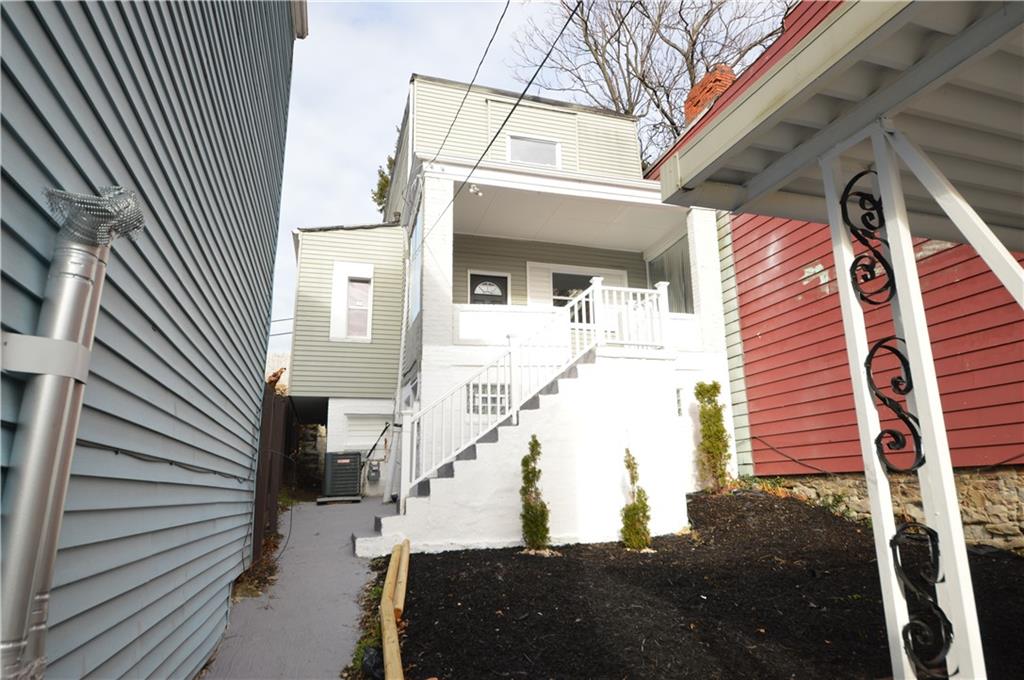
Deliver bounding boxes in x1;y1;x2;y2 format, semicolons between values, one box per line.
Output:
330;261;374;343
466;269;512;304
506;134;562;170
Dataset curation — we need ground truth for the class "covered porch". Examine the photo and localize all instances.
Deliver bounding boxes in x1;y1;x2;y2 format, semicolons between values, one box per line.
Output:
416;160;712;351
651;2;1023;678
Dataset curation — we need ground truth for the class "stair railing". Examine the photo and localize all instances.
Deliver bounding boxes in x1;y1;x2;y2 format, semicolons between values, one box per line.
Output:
399;278;670;507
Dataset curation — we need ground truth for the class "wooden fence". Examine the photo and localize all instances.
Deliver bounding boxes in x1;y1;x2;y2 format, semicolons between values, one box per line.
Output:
252;383;298;562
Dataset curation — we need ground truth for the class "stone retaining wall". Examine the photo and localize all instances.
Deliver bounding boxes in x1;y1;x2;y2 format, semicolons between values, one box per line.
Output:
770;466;1023;553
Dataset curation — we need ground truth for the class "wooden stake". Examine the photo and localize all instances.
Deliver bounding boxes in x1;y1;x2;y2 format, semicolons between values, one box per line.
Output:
380;543;406;680
393;539;411;621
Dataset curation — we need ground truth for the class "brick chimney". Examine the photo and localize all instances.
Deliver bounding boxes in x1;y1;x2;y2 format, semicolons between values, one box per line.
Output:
684;64;737;126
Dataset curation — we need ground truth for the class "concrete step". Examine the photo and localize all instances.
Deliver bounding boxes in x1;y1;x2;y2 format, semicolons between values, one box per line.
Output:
456;445;476;460
437;462;455;478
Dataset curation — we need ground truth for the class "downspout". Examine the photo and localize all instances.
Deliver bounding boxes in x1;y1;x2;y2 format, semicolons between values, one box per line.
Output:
1;187;144;678
385;171;419;504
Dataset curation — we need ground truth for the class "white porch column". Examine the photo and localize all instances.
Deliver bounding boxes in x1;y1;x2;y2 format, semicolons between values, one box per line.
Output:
870;130;986;678
419;173;455;406
686;207;726;354
820;156;915;680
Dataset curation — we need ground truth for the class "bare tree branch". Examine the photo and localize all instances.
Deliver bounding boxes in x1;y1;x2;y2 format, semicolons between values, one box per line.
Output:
514;0;787;167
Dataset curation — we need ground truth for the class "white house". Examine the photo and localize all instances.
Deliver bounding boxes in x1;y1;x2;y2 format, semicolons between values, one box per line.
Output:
294;75;735;556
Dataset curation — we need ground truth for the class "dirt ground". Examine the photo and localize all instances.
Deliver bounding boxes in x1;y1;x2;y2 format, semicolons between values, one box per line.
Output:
398;491;1022;679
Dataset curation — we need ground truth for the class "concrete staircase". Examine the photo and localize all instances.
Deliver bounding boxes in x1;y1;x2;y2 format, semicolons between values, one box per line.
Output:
354;349;693;557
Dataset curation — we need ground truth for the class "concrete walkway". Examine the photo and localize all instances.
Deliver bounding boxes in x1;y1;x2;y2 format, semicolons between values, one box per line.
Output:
205;500;383;679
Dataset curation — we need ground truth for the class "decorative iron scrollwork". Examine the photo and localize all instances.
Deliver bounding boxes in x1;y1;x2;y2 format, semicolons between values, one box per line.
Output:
890;523;957;678
840;170;895;305
865;337;924;473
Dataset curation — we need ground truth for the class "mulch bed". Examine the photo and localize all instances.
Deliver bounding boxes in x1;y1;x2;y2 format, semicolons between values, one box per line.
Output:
400;491;1022;679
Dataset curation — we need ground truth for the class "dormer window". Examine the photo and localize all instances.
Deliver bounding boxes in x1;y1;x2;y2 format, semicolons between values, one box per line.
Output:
508;135;560;168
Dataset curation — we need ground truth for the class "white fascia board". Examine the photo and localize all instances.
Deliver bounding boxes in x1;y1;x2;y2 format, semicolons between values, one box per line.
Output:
420;155;666;207
663;1;912;197
667;180;1024;250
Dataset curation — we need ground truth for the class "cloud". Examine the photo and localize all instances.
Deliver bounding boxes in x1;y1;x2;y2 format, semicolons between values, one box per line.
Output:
268;1;554;353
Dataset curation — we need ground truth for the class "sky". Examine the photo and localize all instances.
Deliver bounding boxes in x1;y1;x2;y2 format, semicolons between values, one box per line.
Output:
267;1;555;353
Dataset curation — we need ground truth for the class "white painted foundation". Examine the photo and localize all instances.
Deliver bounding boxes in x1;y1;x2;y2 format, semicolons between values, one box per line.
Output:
356;350;733;556
327;397;395;497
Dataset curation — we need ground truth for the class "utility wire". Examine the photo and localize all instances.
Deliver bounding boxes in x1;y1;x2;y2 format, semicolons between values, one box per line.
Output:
427;0;512;167
414;0;632;258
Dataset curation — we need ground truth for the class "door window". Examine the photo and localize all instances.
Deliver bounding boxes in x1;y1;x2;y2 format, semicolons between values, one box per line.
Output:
469;273;509;305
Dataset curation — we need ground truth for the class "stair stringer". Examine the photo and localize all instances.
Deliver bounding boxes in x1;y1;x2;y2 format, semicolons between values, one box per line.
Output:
355;354;697;557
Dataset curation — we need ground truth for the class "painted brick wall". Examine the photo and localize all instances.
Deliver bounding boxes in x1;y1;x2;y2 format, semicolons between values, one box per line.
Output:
728;213;1024;475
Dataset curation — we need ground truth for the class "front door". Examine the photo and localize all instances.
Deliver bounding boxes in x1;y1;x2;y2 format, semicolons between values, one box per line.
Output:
469;273;509;305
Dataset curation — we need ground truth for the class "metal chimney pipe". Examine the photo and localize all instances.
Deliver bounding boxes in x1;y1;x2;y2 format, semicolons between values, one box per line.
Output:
1;187;143;679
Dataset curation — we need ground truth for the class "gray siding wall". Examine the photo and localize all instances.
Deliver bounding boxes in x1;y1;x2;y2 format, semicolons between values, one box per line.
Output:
453;234;647;304
413;76;643;182
717;212;753;476
290;227;405;399
1;1;294;677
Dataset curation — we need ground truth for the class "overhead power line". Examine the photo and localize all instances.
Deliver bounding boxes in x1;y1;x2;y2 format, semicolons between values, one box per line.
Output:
428;0;512;166
393;1;513;219
414;0;639;256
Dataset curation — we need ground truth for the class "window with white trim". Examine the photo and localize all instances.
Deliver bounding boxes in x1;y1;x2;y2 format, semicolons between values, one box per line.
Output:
467;383;509;415
508;135;559;168
330;261;374;342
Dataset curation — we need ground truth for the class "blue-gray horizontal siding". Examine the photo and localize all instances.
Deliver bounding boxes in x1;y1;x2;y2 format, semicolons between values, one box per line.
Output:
0;1;293;677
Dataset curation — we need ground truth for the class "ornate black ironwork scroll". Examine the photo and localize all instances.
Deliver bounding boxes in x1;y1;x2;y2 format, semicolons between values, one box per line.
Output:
865;337;924;473
839;171;955;678
890;524;956;678
841;170;895;305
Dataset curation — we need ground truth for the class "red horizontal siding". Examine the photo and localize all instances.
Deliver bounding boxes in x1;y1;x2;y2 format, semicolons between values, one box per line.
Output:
730;213;1024;476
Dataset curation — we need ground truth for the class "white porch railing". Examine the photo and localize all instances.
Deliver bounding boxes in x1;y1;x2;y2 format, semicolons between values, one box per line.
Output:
399;278;670;506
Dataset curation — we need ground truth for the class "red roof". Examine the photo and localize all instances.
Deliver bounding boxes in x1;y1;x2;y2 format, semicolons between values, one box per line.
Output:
645;0;845;181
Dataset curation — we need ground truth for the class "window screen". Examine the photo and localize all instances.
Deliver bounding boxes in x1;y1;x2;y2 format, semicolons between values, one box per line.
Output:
647;235;693;313
509;136;558;167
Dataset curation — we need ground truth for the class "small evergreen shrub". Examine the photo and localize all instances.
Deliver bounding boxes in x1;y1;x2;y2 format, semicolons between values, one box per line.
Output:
620;449;651;550
695;381;731;492
520;435;550;550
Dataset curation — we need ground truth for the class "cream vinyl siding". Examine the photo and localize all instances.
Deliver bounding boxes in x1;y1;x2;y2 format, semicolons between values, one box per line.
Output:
290;227;404;399
452;234;647;305
412;76;642;182
717;212;753;476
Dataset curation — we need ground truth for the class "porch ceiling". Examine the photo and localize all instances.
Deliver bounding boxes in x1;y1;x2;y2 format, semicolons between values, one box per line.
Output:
454;183;684;253
655;1;1024;250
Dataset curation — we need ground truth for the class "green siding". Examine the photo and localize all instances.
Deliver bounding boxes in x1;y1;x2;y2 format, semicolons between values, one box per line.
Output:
290;227;405;399
453;234;647;305
413;76;642;182
717;212;753;476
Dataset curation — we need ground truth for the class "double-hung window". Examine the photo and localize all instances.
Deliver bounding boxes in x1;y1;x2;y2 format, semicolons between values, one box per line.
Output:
330;262;374;342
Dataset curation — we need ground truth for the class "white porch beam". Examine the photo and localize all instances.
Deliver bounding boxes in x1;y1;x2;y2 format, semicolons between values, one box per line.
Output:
871;129;987;677
819;156;914;680
886;125;1024;309
741;2;1024;210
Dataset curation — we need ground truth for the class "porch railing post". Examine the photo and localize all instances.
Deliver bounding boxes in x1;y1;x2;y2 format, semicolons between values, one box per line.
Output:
654;281;670;348
507;335;521;425
589;277;604;347
399;410;414;512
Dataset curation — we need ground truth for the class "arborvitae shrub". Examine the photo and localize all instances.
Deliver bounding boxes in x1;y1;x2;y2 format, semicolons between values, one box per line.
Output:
695;381;731;492
520;435;550;550
620;449;651;550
